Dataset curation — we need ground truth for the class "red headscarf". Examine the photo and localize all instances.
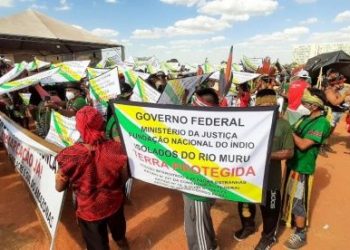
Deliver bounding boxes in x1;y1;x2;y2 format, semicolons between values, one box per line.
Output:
76;106;105;145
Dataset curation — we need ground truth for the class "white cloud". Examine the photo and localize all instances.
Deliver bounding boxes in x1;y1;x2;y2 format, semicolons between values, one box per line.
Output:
295;0;317;4
55;0;70;11
198;0;278;21
308;26;350;43
29;3;47;9
334;10;350;23
241;26;309;45
231;26;310;63
91;28;119;39
133;0;279;39
132;15;230;39
160;0;203;7
105;0;117;3
0;0;14;7
161;0;278;21
169;36;225;48
299;17;318;25
147;45;168;50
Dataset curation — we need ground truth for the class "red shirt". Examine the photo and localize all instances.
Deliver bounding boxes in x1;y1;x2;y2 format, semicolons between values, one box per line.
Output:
288;79;310;110
239;92;251;107
57;140;127;221
219;97;229;107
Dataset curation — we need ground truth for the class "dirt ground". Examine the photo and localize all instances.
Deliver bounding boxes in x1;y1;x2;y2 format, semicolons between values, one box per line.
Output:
1;119;350;250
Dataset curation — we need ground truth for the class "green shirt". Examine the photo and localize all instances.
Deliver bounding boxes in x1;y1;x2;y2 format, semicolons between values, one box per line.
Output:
287;115;331;174
67;96;87;111
267;118;294;190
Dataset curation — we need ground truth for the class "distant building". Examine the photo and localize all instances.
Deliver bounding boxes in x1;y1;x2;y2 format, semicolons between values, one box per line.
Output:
293;43;350;64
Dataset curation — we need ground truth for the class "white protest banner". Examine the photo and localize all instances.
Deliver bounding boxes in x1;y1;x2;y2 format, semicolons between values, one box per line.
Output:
0;61;27;85
232;71;261;84
0;68;59;95
45;111;80;148
41;60;90;84
0;113;65;243
130;79;161;103
87;67;110;79
158;75;208;105
96;48;123;68
121;68;149;88
182;74;211;102
210;71;260;84
241;56;259;72
89;67;121;114
112;102;278;203
26;58;51;72
157;79;186;105
146;57;161;74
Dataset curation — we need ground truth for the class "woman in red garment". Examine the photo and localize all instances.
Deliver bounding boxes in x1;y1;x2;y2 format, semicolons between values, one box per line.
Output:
55;106;129;250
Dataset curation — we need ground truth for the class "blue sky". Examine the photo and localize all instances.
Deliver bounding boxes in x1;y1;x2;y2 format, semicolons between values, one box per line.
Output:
1;0;350;64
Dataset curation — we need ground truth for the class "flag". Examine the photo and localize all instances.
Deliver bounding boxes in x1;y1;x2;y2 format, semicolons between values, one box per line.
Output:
224;46;233;95
218;68;226;97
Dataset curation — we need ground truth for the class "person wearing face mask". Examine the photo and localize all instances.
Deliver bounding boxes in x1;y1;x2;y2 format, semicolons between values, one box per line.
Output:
282;88;331;250
285;70;311;125
46;83;87;117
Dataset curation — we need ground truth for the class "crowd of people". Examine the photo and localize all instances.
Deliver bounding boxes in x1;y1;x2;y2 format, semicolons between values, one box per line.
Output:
1;57;350;250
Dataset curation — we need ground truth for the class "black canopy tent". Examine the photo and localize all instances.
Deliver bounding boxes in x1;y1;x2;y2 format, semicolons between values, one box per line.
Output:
305;50;350;83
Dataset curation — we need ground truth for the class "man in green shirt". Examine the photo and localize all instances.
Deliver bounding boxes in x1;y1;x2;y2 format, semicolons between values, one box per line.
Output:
234;89;294;250
283;88;331;249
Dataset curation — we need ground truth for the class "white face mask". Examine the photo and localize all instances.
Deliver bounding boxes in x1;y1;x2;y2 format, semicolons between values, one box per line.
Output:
65;91;75;100
298;104;311;115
